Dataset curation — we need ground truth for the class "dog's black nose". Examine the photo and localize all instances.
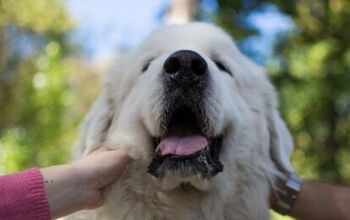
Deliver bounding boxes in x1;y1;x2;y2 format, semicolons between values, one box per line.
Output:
163;50;208;87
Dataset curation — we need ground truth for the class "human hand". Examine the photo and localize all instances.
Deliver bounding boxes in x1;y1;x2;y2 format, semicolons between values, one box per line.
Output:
41;147;131;219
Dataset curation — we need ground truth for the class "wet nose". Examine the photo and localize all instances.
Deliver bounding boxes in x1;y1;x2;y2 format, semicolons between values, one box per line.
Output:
163;50;208;88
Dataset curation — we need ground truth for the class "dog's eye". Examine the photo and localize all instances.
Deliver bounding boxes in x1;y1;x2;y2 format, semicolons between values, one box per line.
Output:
141;61;151;73
214;60;232;76
141;58;155;73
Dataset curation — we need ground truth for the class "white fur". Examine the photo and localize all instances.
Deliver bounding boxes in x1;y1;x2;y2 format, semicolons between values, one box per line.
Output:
66;23;294;220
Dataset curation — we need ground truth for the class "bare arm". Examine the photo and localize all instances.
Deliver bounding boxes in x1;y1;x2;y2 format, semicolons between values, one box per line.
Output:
288;179;350;220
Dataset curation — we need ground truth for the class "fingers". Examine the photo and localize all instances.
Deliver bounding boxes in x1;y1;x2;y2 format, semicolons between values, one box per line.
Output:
88;148;132;166
88;146;110;154
76;145;133;189
88;145;127;154
108;148;132;164
90;149;132;188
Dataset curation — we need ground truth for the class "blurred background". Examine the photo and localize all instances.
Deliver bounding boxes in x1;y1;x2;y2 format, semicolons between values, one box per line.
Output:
0;0;349;218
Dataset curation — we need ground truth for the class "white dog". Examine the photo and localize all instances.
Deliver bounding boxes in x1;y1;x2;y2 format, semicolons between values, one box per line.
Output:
66;23;294;220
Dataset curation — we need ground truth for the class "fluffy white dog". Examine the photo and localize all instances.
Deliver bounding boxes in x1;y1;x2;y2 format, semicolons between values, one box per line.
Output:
66;23;294;220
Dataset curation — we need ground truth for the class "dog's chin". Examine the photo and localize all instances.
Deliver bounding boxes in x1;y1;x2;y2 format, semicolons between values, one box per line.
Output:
157;173;213;191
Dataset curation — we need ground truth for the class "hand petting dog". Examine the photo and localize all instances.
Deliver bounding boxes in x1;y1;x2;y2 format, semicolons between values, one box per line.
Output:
41;147;131;219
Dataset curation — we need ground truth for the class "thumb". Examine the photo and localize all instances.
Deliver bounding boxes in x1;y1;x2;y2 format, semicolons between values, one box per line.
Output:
76;149;132;188
97;149;131;187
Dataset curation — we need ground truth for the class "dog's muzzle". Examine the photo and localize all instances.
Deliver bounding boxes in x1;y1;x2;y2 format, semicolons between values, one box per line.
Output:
147;50;223;180
162;50;208;92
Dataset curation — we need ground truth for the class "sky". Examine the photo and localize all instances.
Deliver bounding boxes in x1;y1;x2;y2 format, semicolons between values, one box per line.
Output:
65;0;293;65
241;4;293;64
66;0;168;59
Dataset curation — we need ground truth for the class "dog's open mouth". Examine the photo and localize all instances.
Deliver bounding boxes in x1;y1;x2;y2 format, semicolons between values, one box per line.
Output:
148;106;223;179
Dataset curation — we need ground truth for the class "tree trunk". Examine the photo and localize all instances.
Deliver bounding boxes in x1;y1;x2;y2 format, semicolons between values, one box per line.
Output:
165;0;197;24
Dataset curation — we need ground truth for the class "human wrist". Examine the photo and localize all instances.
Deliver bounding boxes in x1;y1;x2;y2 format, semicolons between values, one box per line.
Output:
270;174;287;209
41;149;131;218
271;173;303;215
41;164;90;218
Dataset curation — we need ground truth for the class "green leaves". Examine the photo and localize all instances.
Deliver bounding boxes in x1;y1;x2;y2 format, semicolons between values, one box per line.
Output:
217;0;350;184
0;0;73;33
0;1;98;174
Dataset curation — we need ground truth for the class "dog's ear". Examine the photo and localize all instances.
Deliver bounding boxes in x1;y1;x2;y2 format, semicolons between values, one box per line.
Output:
267;93;295;173
74;89;114;157
230;51;295;173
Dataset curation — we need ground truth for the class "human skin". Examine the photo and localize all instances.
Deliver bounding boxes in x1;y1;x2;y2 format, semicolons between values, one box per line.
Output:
41;147;131;219
288;180;350;220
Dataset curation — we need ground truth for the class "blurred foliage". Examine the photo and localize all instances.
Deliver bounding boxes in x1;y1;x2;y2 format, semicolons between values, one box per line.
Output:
217;0;350;183
0;0;73;33
217;0;350;219
272;0;350;184
0;0;99;173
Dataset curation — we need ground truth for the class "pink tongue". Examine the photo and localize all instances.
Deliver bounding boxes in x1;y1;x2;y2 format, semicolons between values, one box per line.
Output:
156;135;208;156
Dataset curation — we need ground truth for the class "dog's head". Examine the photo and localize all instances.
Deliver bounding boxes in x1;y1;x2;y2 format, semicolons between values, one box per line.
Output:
78;23;294;191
